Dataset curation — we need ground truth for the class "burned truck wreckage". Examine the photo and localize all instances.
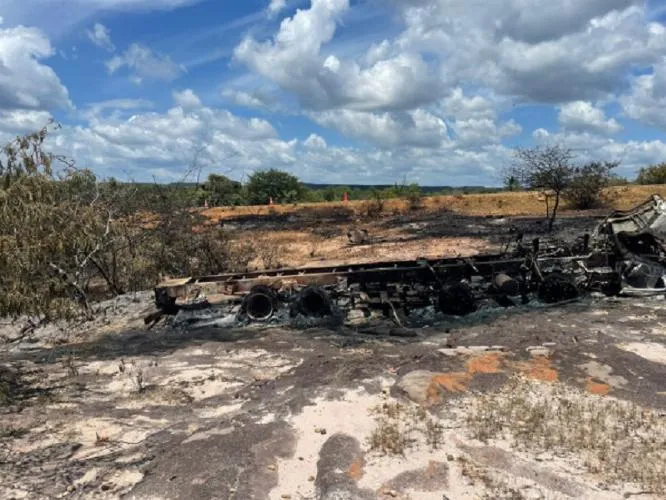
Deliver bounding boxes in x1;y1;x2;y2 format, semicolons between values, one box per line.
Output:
148;195;666;329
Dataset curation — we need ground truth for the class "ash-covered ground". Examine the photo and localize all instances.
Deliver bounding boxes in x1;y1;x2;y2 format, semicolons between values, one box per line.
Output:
1;211;665;500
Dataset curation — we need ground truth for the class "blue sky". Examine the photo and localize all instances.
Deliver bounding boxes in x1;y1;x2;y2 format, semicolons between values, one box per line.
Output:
0;0;665;186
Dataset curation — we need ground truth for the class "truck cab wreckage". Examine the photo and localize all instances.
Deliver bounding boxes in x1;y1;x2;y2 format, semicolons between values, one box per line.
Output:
148;195;666;328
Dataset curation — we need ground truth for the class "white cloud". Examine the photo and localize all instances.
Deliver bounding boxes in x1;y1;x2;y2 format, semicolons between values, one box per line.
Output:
397;1;665;104
267;0;287;18
303;133;327;149
172;89;202;110
221;88;279;110
86;23;115;52
621;58;666;128
4;0;666;187
531;128;666;178
234;0;439;111
33;96;666;186
0;26;72;111
450;118;522;148
83;98;153;121
439;88;497;120
311;109;449;149
106;43;185;83
559;101;622;134
0;109;52;134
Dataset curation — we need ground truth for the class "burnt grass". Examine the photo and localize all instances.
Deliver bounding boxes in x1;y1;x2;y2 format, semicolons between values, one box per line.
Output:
217;202;605;251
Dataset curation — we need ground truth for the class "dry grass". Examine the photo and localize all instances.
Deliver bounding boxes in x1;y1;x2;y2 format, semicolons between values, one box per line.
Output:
202;185;666;223
256;241;286;270
367;401;445;456
458;457;527;500
465;376;666;495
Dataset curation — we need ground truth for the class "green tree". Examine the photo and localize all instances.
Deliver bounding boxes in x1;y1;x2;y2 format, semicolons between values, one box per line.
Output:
245;169;305;205
202;173;244;206
636;163;666;185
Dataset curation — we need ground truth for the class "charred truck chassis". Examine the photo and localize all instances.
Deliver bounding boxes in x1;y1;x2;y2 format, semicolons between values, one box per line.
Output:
149;195;666;326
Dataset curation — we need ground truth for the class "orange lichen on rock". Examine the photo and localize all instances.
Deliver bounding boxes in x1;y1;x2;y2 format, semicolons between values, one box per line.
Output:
466;353;504;374
425;354;506;405
586;377;611;396
513;356;559;382
426;373;472;404
347;456;365;481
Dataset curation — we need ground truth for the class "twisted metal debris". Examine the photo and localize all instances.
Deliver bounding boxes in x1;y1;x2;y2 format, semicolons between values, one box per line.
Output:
147;195;666;327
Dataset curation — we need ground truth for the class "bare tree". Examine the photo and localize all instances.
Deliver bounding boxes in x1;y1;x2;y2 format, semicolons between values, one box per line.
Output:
506;145;575;232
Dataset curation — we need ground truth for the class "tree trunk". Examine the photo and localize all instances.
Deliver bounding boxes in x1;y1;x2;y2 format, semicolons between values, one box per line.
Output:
548;192;561;232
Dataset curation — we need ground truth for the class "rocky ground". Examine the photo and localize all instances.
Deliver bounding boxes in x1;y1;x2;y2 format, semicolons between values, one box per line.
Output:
1;210;665;500
1;289;665;500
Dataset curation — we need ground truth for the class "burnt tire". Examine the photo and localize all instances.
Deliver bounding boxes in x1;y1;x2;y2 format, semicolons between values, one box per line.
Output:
242;285;278;321
438;282;477;316
296;286;332;317
537;273;579;304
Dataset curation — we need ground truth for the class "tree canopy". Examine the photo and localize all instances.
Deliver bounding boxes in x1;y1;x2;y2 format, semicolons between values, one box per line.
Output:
245;169;305;205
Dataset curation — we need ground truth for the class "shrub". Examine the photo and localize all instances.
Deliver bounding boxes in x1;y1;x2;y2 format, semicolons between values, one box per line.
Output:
563;161;619;210
0;125;253;320
636;162;666;185
405;183;424;211
361;189;386;218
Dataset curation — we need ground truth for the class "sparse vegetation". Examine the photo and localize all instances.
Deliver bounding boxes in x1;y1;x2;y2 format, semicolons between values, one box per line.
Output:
257;242;285;270
466;377;666;495
367;400;444;456
361;189;386;218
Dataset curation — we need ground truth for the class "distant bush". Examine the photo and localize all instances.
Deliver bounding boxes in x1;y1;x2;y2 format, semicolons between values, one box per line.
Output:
563;161;619;210
636;163;666;185
201;173;244;206
406;183;424;211
361;189;386;218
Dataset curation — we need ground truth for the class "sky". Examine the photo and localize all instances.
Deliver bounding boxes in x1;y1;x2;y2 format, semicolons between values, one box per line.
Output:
1;0;666;186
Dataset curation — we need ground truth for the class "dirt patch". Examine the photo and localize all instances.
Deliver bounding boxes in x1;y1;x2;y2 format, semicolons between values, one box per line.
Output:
586;377;611;396
512;355;559;382
466;353;504;375
428;373;470;396
347;455;365;481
